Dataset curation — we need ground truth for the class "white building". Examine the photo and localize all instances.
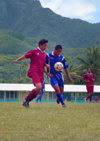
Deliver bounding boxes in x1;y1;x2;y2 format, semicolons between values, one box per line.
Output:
0;83;100;102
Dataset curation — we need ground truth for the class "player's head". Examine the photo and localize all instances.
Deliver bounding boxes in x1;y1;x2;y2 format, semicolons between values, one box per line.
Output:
38;39;48;51
87;68;91;73
54;45;62;57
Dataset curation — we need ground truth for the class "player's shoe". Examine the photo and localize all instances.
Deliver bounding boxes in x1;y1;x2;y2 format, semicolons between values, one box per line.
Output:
22;98;29;108
62;103;67;108
56;98;60;104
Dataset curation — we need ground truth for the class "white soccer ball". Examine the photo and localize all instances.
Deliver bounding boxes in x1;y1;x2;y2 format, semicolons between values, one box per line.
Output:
54;62;64;71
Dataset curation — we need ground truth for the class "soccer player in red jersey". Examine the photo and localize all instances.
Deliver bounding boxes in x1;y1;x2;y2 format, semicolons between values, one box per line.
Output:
83;68;95;102
11;39;48;107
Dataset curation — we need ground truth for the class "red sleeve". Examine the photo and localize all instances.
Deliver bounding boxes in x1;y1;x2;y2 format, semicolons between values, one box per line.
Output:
24;49;35;58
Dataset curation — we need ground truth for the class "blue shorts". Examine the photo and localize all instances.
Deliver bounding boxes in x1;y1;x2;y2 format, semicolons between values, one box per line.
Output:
50;75;64;87
40;84;44;95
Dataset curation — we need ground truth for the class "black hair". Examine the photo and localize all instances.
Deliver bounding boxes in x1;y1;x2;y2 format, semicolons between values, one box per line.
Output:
55;45;62;50
38;39;48;46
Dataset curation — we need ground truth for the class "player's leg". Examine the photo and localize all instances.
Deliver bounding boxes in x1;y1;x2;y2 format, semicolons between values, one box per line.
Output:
36;94;42;102
23;72;43;107
53;84;64;104
36;94;41;102
86;85;90;101
39;95;42;102
50;76;66;107
26;83;42;102
23;83;42;107
60;87;64;93
86;85;93;102
86;93;93;102
56;87;63;104
89;85;94;102
59;81;66;107
86;93;91;101
36;83;44;102
56;76;64;104
89;94;92;102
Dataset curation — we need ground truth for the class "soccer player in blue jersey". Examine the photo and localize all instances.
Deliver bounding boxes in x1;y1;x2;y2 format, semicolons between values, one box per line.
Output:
36;80;45;102
45;45;73;107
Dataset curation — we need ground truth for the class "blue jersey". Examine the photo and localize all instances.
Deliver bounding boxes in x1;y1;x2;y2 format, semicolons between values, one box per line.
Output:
46;52;68;87
46;51;68;75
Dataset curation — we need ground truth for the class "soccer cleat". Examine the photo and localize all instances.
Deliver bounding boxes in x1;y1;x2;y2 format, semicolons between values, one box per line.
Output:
56;98;60;104
22;98;29;108
62;103;67;108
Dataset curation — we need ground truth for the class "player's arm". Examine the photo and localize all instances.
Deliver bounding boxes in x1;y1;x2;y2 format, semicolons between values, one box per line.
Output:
11;49;34;64
44;53;53;77
44;68;53;77
11;55;25;64
44;63;50;69
62;57;73;83
82;76;87;82
44;54;50;69
91;74;95;81
82;75;86;82
83;79;87;83
85;79;90;83
83;75;90;83
64;68;73;83
91;78;95;81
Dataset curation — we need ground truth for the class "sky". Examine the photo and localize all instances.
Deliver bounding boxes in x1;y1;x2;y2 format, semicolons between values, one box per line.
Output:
39;0;100;23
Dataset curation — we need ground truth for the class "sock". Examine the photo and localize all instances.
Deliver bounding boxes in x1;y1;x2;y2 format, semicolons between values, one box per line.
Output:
89;95;92;102
26;89;37;103
86;95;92;102
56;93;65;105
39;96;42;102
86;95;90;101
36;95;42;102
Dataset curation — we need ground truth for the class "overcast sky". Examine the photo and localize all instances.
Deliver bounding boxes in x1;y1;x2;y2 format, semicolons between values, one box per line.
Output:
39;0;100;23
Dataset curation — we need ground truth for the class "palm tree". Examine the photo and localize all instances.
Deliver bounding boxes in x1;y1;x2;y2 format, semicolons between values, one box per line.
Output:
77;46;100;83
64;56;82;84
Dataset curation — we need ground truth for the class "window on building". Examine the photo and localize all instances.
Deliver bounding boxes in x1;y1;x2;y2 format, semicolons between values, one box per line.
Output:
15;92;18;99
6;91;10;99
5;91;19;99
0;91;4;99
10;91;14;98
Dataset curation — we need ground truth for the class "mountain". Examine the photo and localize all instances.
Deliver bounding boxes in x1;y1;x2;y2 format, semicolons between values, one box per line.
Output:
0;0;100;48
0;30;33;54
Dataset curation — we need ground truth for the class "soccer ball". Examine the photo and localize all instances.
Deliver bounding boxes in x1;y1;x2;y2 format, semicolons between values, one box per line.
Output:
54;62;64;71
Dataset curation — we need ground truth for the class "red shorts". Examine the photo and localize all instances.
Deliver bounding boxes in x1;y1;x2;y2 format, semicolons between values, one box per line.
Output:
86;85;94;93
27;71;44;85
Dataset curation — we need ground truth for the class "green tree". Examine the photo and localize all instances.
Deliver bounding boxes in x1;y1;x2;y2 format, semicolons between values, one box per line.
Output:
15;61;31;83
64;56;82;84
77;46;100;84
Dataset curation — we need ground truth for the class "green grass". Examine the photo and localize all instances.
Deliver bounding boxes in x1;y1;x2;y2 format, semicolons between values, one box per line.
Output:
0;102;100;141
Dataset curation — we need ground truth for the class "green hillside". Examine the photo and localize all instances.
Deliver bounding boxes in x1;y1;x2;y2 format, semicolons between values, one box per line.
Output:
0;0;99;83
0;30;86;57
0;0;100;48
0;29;86;83
0;30;33;54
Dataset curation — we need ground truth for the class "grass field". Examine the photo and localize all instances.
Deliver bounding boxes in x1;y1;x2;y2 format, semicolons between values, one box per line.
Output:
0;102;100;141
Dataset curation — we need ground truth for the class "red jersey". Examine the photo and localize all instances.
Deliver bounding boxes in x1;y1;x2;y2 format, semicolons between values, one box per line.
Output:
83;73;94;86
24;47;46;77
